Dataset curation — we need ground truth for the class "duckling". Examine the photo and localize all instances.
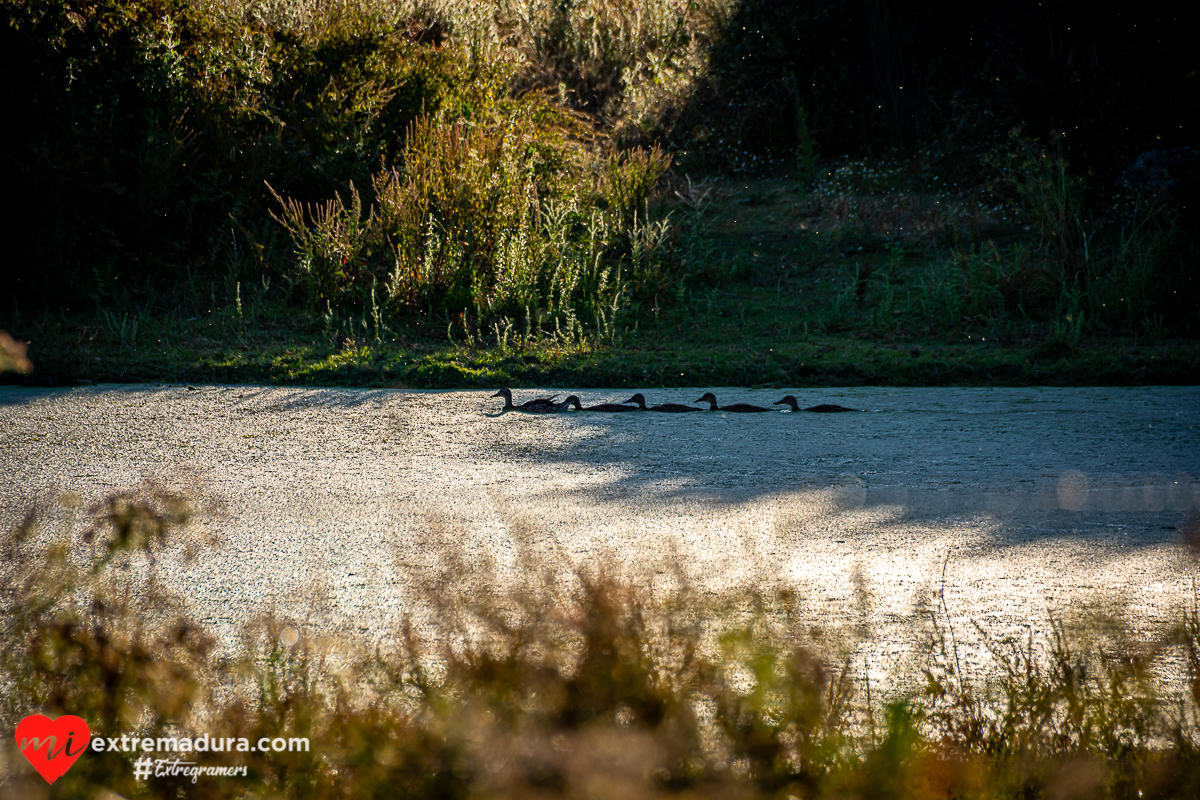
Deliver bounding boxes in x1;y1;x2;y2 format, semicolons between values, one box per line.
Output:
544;395;638;412
491;387;560;412
622;393;701;413
695;392;771;412
581;396;640;412
774;395;857;413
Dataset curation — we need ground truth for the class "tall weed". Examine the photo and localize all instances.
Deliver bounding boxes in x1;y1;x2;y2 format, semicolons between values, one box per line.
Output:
271;109;673;342
7;490;1200;797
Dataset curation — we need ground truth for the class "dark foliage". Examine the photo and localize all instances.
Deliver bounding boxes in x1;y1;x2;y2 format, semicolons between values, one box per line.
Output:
0;0;461;311
673;1;1197;177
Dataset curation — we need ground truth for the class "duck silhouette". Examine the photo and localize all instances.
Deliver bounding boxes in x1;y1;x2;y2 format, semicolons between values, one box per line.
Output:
774;395;857;413
558;395;639;412
622;393;701;413
695;392;771;412
491;388;560;412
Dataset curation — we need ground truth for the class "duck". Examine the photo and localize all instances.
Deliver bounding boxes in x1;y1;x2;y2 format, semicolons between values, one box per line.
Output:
558;395;639;412
491;387;561;412
621;393;701;413
549;395;582;411
695;392;772;412
774;395;857;413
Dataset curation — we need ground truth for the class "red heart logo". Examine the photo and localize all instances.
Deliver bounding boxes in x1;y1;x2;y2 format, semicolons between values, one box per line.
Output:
15;714;91;784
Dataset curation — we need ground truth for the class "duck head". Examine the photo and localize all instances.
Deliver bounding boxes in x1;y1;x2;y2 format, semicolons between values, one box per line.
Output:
622;393;648;408
774;395;800;411
695;392;719;409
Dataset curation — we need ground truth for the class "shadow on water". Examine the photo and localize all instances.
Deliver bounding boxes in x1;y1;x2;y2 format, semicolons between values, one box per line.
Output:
1;384;1196;554
473;386;1200;550
0;386;65;406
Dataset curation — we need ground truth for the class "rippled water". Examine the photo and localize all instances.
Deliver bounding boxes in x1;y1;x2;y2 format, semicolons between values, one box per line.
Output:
2;384;1197;694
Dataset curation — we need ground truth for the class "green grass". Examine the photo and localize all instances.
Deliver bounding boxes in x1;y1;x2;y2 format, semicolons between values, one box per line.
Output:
3;0;1196;385
9;297;1198;390
7;167;1198;389
4;0;1196;363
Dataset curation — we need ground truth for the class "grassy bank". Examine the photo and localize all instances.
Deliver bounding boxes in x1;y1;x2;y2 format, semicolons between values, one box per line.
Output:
8;167;1199;388
10;311;1200;389
2;0;1197;388
4;486;1200;798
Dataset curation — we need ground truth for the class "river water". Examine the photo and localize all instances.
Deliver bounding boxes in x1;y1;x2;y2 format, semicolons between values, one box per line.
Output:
2;384;1197;694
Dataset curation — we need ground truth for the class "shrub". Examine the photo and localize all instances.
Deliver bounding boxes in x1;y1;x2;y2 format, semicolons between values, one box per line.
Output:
270;106;674;341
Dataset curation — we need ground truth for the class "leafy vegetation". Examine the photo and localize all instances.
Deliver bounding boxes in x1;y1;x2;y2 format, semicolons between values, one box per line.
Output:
2;4;1196;794
0;0;682;330
1;0;1195;382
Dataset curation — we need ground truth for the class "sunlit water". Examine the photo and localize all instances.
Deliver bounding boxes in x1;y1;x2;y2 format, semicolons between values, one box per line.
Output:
2;384;1197;697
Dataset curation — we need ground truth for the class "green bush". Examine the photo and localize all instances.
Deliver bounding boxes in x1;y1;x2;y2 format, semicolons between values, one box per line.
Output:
269;106;674;340
0;0;492;310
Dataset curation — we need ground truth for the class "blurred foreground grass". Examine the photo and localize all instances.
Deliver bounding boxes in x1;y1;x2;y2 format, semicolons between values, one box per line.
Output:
4;485;1200;798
